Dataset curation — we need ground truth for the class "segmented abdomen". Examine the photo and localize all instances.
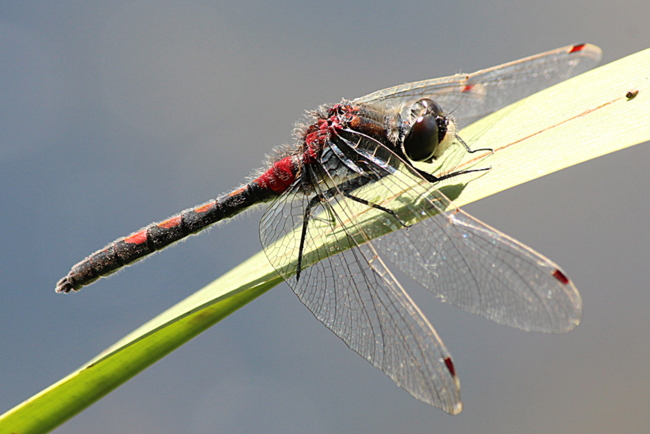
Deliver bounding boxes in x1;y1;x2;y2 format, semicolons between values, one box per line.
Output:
56;181;275;293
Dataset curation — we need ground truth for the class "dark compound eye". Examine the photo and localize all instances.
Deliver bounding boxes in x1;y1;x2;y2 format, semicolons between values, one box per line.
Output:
402;99;447;162
422;99;444;116
403;115;439;161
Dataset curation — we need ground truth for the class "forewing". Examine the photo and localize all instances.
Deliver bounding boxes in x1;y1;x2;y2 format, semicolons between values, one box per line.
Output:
260;165;462;414
353;43;602;128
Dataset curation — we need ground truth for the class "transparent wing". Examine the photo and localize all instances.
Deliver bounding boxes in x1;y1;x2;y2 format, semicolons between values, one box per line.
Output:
374;211;582;332
260;159;462;414
353;43;602;128
335;130;582;332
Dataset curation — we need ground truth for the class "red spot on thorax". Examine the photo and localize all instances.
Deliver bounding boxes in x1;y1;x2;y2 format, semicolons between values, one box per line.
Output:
552;269;570;285
305;131;319;146
569;44;586;53
303;118;329;164
158;215;182;229
444;357;456;377
305;119;329;146
255;156;297;193
125;230;148;245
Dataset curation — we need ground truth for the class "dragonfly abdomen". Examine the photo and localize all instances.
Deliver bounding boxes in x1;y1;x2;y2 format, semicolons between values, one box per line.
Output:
55;178;281;293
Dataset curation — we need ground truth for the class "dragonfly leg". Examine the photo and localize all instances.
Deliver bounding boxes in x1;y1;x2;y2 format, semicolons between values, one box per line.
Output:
296;191;329;281
342;191;410;228
295;171;409;280
456;134;493;155
433;166;492;183
411;165;491;184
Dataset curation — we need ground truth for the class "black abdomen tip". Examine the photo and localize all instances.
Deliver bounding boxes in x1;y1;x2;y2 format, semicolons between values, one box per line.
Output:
55;276;76;293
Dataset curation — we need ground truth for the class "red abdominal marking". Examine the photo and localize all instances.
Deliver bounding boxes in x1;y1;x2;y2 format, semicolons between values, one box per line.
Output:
124;230;148;245
256;157;297;193
194;202;215;213
158;215;182;229
569;44;586;53
444;357;456;377
227;187;246;197
552;269;570;285
462;84;474;93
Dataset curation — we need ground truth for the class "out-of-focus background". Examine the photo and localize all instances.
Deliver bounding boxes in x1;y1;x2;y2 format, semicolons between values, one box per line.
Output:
1;1;649;433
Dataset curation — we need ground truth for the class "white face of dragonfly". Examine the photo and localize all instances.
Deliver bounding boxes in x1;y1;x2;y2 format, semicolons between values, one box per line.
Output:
400;98;457;163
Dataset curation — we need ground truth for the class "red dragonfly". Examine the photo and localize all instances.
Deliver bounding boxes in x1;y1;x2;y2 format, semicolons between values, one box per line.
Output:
57;44;601;414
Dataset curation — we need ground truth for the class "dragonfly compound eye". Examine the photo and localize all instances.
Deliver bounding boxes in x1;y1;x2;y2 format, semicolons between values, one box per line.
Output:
403;115;439;162
402;99;448;162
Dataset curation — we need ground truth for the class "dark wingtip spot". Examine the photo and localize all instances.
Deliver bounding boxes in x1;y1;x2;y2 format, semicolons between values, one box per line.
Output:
552;269;570;285
569;43;586;53
444;357;456;377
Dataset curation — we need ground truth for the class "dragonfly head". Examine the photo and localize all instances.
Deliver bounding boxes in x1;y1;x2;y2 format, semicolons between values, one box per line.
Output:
401;98;456;163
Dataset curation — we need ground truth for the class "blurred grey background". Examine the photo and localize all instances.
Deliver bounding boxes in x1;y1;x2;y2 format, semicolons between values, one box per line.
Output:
1;1;649;433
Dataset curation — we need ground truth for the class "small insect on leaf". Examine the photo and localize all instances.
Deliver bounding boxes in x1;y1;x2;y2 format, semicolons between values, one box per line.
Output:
626;90;639;100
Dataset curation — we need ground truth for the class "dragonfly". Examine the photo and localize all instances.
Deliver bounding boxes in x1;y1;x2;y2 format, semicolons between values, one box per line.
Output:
57;43;601;414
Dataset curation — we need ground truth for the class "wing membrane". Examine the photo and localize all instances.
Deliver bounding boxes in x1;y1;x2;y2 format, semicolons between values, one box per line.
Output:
260;159;462;414
335;129;582;332
353;43;602;128
259;45;593;411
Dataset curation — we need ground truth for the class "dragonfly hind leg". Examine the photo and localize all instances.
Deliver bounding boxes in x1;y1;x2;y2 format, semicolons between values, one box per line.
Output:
296;191;332;281
295;179;413;281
